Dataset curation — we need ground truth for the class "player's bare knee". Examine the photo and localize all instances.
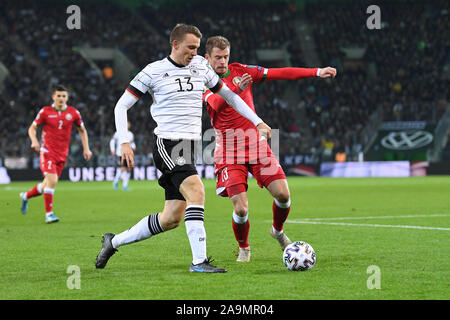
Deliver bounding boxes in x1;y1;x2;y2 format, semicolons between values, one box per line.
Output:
165;215;182;230
160;200;186;230
160;211;183;231
234;203;248;217
44;174;58;189
274;192;290;204
180;176;205;204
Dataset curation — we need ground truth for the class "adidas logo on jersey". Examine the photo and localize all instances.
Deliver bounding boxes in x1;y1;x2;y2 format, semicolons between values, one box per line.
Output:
163;73;169;78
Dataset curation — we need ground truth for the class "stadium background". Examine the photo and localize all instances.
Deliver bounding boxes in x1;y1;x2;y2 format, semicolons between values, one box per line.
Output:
0;0;449;182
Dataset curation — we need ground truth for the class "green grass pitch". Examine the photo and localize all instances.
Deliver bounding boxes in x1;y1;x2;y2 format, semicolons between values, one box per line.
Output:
0;176;449;300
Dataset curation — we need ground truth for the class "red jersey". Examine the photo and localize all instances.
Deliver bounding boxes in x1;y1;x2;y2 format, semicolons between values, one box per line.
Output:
204;63;265;132
203;63;268;165
203;63;318;166
33;105;84;158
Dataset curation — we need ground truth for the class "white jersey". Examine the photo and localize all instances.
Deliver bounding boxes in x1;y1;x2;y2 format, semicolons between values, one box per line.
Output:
128;55;220;140
110;131;136;156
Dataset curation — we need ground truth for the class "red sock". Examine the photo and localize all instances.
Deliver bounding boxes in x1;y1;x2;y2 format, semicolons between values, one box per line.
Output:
26;183;43;199
43;188;54;214
272;199;291;232
232;219;250;248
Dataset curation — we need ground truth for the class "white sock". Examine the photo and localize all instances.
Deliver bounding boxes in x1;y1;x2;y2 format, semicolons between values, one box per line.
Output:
113;169;122;184
185;205;207;265
123;171;131;188
233;211;248;225
271;225;284;236
112;214;163;249
274;198;291;209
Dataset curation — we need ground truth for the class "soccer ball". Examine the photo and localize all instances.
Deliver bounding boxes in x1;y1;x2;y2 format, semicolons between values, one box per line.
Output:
283;241;316;271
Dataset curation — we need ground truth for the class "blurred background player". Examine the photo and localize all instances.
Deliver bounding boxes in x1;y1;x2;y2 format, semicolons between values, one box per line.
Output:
20;85;92;223
203;36;336;262
95;24;270;273
110;121;136;191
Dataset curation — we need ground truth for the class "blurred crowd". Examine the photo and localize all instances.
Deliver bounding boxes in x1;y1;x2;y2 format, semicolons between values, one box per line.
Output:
303;0;449;160
0;0;448;166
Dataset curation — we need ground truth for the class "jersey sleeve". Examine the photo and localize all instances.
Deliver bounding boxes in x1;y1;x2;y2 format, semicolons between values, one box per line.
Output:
74;109;84;127
127;65;153;99
240;64;318;82
265;67;318;81
33;108;46;126
201;58;222;92
203;85;241;112
242;64;268;83
202;89;213;106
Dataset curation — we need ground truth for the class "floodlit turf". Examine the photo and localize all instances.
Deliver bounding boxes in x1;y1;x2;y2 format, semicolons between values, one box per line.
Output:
0;176;449;300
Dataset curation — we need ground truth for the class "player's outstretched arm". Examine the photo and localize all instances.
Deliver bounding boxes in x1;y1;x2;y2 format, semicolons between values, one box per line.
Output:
114;90;138;167
76;125;92;161
28;123;40;152
265;66;336;81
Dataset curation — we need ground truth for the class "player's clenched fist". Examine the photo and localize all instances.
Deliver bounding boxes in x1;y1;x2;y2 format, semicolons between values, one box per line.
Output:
318;67;337;78
83;149;93;161
30;140;40;152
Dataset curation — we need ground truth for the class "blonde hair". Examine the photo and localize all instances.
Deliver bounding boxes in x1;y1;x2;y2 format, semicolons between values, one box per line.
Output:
205;36;231;55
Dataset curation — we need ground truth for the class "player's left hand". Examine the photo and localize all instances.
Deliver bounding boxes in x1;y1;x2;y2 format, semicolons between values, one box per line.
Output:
84;149;93;161
319;67;337;78
120;143;135;168
257;122;272;140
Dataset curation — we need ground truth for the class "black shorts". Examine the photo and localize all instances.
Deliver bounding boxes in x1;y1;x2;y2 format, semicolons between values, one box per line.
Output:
115;156;131;168
152;135;198;201
115;156;123;167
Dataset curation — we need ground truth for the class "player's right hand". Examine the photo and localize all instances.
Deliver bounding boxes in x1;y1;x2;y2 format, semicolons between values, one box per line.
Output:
318;67;337;78
238;73;253;92
120;142;135;168
257;122;272;140
30;141;40;152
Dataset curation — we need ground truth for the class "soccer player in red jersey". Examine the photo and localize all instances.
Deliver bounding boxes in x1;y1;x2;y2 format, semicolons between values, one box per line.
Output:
20;85;92;223
203;36;336;262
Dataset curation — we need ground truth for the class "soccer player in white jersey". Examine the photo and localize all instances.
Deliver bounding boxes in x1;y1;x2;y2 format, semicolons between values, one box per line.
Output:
95;24;271;273
110;121;136;191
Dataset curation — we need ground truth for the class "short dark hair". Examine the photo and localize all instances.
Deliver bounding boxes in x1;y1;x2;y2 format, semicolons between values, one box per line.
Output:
169;23;202;46
52;85;68;93
205;36;231;55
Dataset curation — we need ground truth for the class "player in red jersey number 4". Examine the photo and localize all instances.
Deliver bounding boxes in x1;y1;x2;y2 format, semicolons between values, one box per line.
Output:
203;36;336;262
20;85;92;223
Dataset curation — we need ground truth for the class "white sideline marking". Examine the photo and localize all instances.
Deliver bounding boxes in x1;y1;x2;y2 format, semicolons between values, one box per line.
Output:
283;214;450;231
288;221;450;231
292;214;450;221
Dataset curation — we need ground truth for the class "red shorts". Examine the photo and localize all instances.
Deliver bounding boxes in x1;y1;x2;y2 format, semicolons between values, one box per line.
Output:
215;153;286;198
40;148;67;177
